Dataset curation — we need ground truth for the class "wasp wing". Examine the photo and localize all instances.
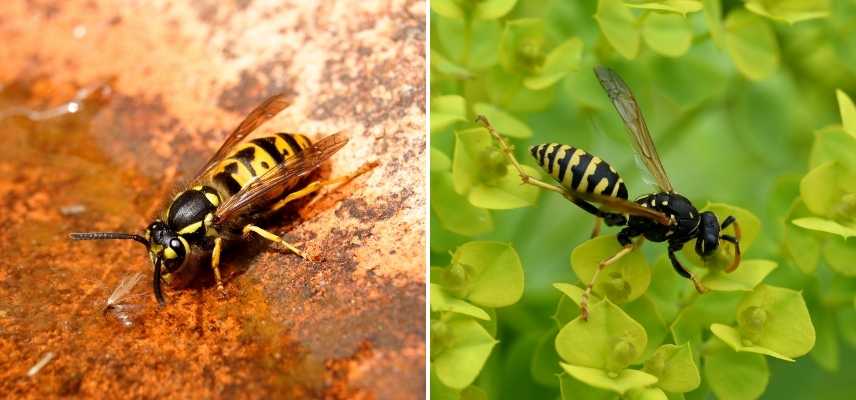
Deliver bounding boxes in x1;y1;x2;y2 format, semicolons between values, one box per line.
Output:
213;132;349;223
574;191;672;225
594;66;673;193
191;94;291;183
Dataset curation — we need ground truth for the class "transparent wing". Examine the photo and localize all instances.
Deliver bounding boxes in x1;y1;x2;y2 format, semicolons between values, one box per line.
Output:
574;191;672;225
213;132;349;223
191;94;291;183
594;66;673;193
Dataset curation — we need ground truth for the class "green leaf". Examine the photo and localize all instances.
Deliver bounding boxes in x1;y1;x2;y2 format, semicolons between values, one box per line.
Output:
646;256;685;322
554;282;590;306
559;373;620;400
783;200;822;274
623;296;668;359
436;16;468;66
724;9;779;80
837;307;856;349
626;387;669;400
432;317;498;389
524;38;584;90
554;290;582;327
709;324;795;361
431;0;465;19
430;367;460;400
431;284;491;320
431;49;473;79
745;0;830;24
824;236;856;276
469;20;503;70
701;259;777;292
792;217;856;238
571;235;651;304
555;299;648;371
800;161;854;217
472;103;532;139
432;147;453;172
432;95;467;133
809;126;856;170
809;306;839;371
486;67;556;112
468;165;541;209
642;12;692;57
531;328;562;386
670;292;740;347
595;0;640;59
736;284;816;358
702;0;725;48
431;169;494;236
624;0;703;14
703;346;769;400
453;127;493;194
837;89;856;138
684;203;761;270
450;241;525;307
473;0;518;20
642;343;700;393
499;19;546;74
561;364;658;395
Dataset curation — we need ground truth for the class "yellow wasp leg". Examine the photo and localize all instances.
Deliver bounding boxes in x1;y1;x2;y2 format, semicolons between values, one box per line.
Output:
242;224;307;259
211;237;225;292
579;239;644;321
477;115;570;196
591;217;603;238
268;161;379;213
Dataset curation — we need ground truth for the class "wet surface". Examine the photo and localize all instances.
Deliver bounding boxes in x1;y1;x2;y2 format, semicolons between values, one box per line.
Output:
0;1;426;398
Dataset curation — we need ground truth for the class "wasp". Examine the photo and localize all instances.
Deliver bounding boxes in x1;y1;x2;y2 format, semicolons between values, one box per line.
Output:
71;94;375;305
478;66;742;320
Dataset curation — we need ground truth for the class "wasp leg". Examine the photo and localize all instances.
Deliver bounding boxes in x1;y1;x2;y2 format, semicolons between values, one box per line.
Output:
477;115;570;195
590;218;602;238
242;224;307;259
478;115;627;226
579;226;644;319
720;234;742;272
268;161;379;213
580;244;637;321
211;237;225;293
719;216;741;272
668;243;707;293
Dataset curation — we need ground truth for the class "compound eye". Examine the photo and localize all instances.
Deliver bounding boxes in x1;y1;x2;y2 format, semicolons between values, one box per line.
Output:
169;238;182;250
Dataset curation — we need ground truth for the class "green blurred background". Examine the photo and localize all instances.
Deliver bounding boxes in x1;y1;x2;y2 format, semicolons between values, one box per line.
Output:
430;0;856;399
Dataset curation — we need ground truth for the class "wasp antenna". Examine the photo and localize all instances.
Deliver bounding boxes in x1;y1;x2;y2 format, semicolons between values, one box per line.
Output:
153;257;166;307
69;232;149;246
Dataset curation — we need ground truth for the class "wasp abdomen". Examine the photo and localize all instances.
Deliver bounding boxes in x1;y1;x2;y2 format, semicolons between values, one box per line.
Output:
529;143;628;199
210;133;312;198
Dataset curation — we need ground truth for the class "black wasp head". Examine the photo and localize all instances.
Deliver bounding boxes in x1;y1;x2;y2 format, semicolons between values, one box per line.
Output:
145;220;189;274
695;211;720;257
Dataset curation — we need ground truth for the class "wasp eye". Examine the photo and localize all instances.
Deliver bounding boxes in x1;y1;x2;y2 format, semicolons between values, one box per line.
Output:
169;238;182;249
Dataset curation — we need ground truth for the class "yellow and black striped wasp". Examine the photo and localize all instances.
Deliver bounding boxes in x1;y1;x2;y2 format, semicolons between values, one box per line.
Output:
479;66;741;320
71;94;375;305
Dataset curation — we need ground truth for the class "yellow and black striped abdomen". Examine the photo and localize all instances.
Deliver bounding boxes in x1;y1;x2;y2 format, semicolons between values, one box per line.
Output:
207;133;312;198
529;143;628;199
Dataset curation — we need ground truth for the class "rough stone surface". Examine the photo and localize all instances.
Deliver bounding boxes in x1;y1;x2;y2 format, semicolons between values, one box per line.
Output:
0;1;425;398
